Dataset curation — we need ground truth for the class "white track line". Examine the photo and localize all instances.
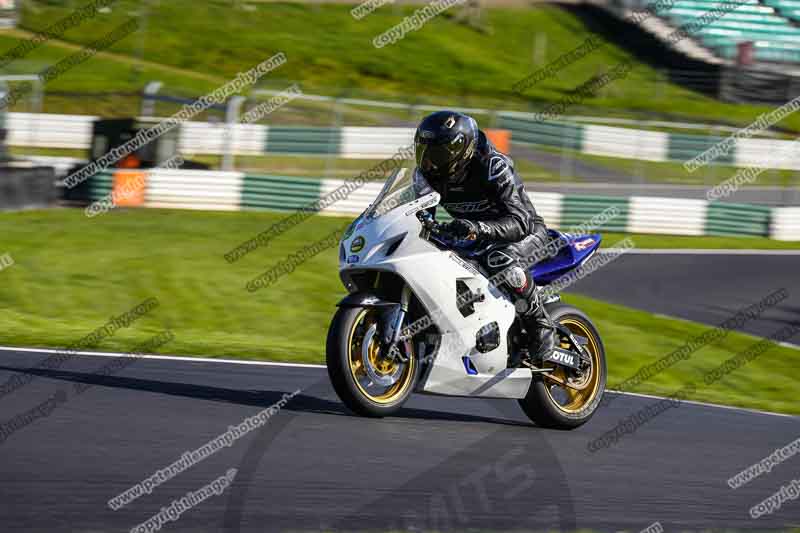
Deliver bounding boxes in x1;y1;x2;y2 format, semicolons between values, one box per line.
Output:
0;345;326;369
618;249;800;255
0;345;795;419
608;390;796;418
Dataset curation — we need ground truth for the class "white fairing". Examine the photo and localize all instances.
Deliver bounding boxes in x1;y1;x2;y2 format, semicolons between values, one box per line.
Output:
339;171;532;399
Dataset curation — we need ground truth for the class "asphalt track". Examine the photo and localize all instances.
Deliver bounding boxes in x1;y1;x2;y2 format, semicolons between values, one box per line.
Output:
568;251;800;341
0;348;798;533
1;253;799;532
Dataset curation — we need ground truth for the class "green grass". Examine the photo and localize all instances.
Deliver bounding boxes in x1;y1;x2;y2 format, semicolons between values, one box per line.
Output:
0;208;338;362
4;1;800;130
0;208;797;414
0;29;220;117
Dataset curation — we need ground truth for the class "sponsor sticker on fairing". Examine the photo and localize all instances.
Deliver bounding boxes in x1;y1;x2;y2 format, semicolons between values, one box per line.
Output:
574;238;595;251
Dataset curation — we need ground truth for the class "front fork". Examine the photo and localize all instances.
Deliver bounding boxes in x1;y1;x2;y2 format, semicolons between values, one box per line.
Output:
380;283;413;363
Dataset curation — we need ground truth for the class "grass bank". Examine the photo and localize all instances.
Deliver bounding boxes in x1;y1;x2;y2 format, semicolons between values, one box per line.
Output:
3;1;800;129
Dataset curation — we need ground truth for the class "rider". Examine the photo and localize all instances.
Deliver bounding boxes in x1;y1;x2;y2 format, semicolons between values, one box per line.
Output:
412;111;556;362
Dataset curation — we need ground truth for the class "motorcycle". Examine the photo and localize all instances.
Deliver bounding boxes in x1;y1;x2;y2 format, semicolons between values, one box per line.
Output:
326;169;606;429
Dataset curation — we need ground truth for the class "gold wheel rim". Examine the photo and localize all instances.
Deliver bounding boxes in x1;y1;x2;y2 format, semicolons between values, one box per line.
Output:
544;317;601;414
347;309;416;404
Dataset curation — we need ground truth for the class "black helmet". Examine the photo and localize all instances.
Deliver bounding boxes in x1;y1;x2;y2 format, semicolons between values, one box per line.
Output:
414;111;478;183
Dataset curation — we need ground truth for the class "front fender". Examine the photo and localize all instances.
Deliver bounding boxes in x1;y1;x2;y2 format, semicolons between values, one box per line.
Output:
336;292;398;308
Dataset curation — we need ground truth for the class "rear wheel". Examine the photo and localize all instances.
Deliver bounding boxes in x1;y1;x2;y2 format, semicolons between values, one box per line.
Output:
519;303;606;429
327;306;419;417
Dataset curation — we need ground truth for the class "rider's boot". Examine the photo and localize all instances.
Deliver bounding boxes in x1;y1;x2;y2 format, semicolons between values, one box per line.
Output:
510;270;556;362
525;295;557;361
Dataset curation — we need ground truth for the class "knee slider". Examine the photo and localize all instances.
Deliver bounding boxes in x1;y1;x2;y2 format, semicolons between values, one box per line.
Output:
506;266;529;292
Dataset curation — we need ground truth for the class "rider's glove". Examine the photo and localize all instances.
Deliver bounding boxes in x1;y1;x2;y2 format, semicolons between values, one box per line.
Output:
446;219;485;240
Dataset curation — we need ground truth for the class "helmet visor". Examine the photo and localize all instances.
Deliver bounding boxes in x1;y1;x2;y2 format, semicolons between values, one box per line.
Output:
415;134;466;179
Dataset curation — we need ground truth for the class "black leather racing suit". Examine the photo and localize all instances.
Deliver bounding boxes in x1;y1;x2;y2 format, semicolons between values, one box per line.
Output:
413;131;551;334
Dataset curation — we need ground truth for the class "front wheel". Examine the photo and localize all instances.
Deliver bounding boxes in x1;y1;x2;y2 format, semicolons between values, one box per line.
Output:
519;302;607;429
327;306;420;417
